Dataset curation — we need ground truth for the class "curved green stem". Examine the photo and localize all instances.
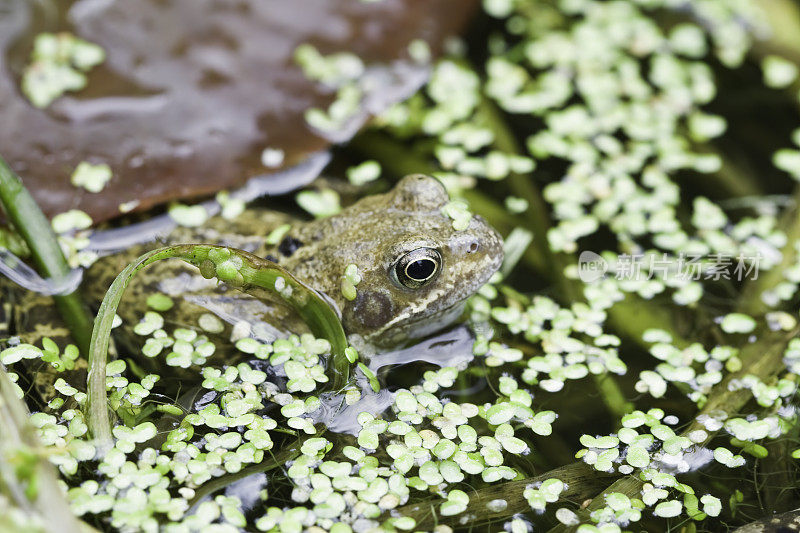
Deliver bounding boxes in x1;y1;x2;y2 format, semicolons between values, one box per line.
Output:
86;244;348;452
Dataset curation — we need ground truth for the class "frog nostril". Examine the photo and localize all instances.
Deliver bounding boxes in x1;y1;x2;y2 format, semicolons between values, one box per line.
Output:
469;242;479;253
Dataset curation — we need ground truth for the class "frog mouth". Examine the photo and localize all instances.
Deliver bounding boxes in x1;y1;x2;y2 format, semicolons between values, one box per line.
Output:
369;298;468;346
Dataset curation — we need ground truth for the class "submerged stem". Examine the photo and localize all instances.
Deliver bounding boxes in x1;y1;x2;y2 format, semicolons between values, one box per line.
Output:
388;462;615;530
0;155;93;354
738;186;800;316
186;432;319;512
477;99;640;418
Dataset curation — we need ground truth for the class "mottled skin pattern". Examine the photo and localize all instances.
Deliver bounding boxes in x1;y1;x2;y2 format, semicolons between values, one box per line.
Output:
2;175;503;402
275;175;503;346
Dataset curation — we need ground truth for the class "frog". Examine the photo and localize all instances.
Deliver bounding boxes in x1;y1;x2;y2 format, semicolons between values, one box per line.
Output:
261;174;504;347
3;174;503;401
84;174;502;346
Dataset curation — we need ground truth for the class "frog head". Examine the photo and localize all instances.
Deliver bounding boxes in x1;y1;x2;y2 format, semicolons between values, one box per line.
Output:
278;174;504;347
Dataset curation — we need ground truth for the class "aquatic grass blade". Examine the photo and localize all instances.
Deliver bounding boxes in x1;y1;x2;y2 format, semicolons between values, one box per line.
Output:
0;364;87;533
86;244;349;450
0;155;93;354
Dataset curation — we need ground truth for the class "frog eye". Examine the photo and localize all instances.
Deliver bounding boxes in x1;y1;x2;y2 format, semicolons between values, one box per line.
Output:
394;248;442;289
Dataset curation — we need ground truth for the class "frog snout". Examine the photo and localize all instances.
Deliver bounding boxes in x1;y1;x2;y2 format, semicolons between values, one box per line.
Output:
475;217;504;257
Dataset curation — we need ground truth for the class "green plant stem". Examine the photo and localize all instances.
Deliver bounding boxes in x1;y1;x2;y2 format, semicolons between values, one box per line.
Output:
593;373;634;419
387;462;616;531
404;321;797;530
559;324;798;531
548;477;644;533
86;244;349;452
186;432;319;512
604;294;693;350
704;145;764;199
684;326;799;442
759;426;799;512
738;186;800;316
753;0;800;67
475;99;579;301
0;156;93;354
555;170;800;527
0;364;89;533
477;99;637;419
747;0;800;116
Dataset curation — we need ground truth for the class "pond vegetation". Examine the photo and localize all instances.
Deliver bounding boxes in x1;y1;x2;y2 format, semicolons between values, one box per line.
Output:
2;0;800;531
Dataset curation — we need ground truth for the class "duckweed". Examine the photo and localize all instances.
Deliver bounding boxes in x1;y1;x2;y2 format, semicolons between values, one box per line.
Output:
4;0;800;530
22;32;105;108
71;162;113;194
